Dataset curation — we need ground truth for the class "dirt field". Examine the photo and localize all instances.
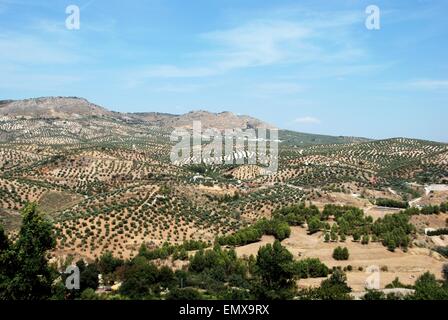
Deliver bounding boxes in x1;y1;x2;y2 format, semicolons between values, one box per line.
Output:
365;206;403;221
415;190;448;206
38;190;84;216
411;213;448;232
235;226;447;291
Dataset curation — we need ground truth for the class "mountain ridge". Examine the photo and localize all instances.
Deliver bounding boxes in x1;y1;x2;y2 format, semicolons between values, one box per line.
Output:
0;97;273;130
1;96;444;144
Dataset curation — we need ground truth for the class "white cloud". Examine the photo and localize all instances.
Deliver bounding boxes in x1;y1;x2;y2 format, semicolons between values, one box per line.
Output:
132;11;367;82
385;79;448;91
294;116;321;125
0;33;82;65
201;20;312;69
408;79;448;90
150;83;211;93
253;82;306;95
135;65;216;79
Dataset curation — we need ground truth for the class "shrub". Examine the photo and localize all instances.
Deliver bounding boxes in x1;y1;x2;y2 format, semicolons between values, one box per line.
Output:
308;216;322;234
376;198;409;209
293;258;329;279
361;235;370;245
427;228;448;236
166;288;203;300
333;247;349;261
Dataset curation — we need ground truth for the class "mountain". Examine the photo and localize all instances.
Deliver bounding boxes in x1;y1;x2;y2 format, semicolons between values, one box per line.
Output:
0;97;112;119
0;97;272;130
280;129;371;146
132;110;274;130
0;97;381;146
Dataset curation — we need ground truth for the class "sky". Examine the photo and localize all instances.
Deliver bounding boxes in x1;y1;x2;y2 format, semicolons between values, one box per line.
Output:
0;0;447;142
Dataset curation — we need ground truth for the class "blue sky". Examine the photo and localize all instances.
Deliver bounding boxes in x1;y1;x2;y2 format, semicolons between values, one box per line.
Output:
0;0;447;141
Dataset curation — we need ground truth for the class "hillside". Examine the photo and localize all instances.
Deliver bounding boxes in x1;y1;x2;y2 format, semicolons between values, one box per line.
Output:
0;97;113;119
0;96;447;265
132;110;274;130
0;97;373;144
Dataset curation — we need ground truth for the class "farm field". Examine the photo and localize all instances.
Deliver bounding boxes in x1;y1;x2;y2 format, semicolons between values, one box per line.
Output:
1;97;448;299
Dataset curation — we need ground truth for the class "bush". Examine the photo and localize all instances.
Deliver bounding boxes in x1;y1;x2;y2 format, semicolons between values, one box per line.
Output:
440;202;448;213
361;235;370;245
166;288;203;300
420;205;440;215
333;247;349;261
443;264;448;283
363;290;386;300
80;288;100;300
413;272;448;300
273;203;320;226
297;269;352;300
307;216;322;234
372;213;414;251
376;198;409;209
434;246;448;258
218;218;290;246
252;241;297;300
293;258;329;279
427;228;448;236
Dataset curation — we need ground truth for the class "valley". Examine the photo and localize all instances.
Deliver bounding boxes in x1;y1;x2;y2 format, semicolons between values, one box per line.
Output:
1;97;448;298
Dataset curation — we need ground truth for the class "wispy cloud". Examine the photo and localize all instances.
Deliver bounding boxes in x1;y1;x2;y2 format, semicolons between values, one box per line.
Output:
131;9;367;83
132;65;216;79
252;82;307;96
201;20;312;69
385;79;448;91
294;116;321;125
150;83;212;93
0;33;81;65
407;79;448;90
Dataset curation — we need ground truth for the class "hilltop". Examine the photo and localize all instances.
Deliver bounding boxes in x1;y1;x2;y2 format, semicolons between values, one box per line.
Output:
0;97;113;119
0;97;366;143
132;110;274;130
0;97;272;130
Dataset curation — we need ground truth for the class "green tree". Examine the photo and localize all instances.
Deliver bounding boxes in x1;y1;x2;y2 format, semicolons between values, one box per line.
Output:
413;272;448;300
97;251;123;275
298;269;352;300
319;269;352;300
80;288;100;300
352;230;361;242
77;260;100;292
307;217;321;234
333;247;349;261
0;225;9;251
363;290;386;300
330;231;338;242
443;264;448;285
361;234;370;245
252;241;296;300
119;257;160;299
166;288;203;300
0;204;56;300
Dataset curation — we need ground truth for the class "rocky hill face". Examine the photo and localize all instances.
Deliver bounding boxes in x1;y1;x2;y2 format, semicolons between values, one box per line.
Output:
0;97;114;119
132;110;273;130
0;97;272;130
